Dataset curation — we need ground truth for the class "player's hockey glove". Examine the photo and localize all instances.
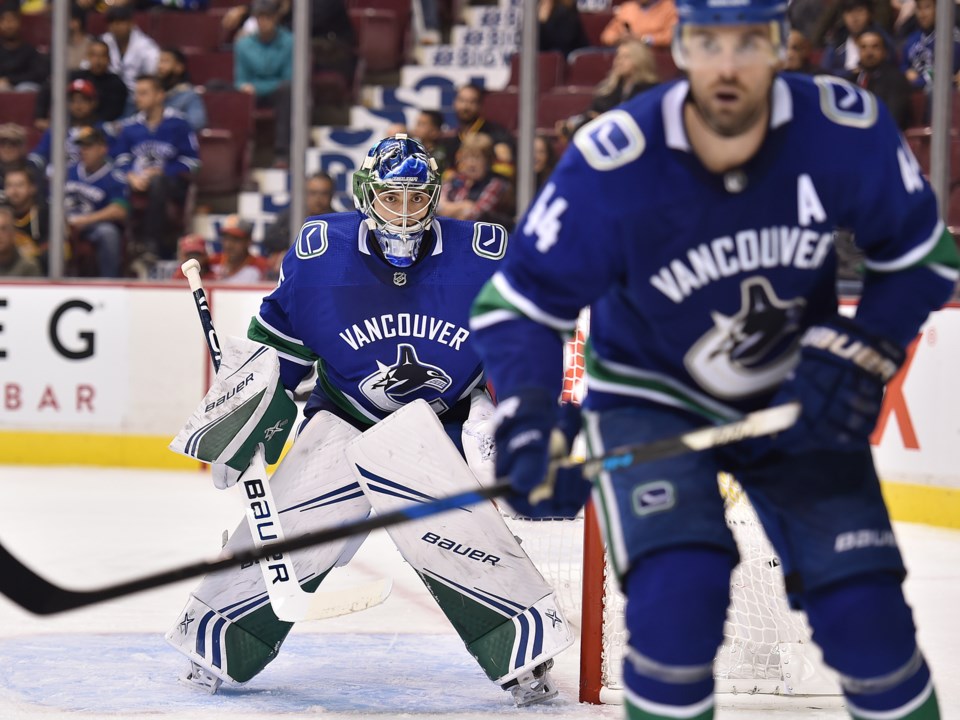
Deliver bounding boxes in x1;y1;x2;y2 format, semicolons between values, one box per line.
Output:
493;389;592;519
768;315;904;454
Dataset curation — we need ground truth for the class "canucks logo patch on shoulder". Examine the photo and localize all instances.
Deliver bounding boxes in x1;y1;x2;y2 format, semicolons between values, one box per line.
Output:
472;222;508;259
295;220;329;259
684;278;806;400
814;76;877;128
359;343;453;413
574;109;645;171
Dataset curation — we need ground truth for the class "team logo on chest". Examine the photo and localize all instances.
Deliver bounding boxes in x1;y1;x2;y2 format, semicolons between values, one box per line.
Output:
684;277;805;400
359;343;453;413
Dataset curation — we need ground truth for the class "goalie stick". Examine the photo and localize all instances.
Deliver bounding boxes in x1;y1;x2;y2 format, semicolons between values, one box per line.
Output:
181;258;391;622
0;401;798;615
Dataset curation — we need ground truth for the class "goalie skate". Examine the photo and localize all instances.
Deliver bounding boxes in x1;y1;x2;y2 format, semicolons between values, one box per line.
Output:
179;660;222;695
502;659;558;707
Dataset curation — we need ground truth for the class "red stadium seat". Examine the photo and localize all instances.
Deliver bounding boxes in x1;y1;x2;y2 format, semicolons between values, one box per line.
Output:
580;11;614;48
483;88;520;133
537;90;595;131
202;90;254;182
652;46;680;82
0;91;37;127
508;51;566;93
196;129;239;195
184;50;234;87
566;48;615;88
18;13;50;50
145;11;225;52
349;8;404;74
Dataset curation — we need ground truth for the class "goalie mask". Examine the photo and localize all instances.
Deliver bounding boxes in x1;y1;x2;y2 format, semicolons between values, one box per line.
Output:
353;134;441;268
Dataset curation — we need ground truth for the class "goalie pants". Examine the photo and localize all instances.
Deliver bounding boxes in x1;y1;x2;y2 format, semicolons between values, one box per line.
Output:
584;403;936;719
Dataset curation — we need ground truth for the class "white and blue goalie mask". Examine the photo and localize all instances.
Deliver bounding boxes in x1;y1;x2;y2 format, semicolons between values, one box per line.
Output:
353;134;441;268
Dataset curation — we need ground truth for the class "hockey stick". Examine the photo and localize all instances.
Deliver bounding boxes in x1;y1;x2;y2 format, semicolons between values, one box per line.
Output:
0;402;798;615
180;259;391;622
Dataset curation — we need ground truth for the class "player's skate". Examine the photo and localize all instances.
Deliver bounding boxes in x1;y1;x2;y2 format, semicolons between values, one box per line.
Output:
502;659;558;707
179;659;222;694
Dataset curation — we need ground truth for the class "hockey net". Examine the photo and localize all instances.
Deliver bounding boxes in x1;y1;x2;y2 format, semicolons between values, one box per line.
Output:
503;312;839;704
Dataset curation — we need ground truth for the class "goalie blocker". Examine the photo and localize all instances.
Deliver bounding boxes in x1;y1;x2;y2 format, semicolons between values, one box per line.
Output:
166;400;573;706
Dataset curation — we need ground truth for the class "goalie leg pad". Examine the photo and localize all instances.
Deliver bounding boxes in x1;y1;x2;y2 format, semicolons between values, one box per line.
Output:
166;412;368;682
622;547;732;718
347;400;574;688
804;575;939;719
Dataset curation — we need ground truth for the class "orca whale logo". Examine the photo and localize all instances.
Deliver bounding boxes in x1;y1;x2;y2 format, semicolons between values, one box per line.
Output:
684;277;806;400
359;343;453;412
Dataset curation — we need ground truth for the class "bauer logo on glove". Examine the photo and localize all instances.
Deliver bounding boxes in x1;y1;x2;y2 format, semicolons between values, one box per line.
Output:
170;336;297;470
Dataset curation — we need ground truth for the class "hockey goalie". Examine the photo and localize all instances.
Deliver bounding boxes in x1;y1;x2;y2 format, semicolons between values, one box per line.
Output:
164;135;584;706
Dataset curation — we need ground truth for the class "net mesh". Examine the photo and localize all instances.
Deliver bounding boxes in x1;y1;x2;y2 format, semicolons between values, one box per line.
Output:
502;311;835;701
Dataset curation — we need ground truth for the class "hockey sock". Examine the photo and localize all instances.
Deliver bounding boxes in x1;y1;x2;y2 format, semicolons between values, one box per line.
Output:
804;575;940;720
622;547;732;720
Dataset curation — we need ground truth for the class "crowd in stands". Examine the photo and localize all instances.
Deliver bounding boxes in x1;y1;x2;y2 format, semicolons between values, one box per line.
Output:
1;0;960;283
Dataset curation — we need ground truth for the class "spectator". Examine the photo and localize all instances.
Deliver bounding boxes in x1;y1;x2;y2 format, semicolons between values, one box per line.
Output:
29;78;102;176
0;123;29;194
65;126;128;277
0;3;47;90
901;0;960;95
789;0;829;41
851;30;913;128
171;232;213;280
783;29;820;73
262;170;335;276
114;74;199;264
442;84;514;178
36;39;129;129
533;134;556;192
102;4;160;111
539;0;588;57
0;203;40;276
209;216;268;283
157;47;207;132
67;4;92;71
558;39;659;138
235;0;293;167
437;133;512;227
4;165;48;271
820;0;895;76
310;0;356;87
599;0;678;49
140;0;210;9
411;109;450;175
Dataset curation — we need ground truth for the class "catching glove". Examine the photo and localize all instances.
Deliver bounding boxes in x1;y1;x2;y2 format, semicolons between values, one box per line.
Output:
768;315;904;454
493;389;592;518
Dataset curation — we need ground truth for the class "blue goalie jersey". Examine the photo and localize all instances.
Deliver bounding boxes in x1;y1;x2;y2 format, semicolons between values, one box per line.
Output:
472;73;959;422
250;212;509;425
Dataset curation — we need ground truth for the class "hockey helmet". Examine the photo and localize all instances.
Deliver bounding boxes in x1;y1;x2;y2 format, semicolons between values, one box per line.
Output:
353;133;441;268
673;0;788;68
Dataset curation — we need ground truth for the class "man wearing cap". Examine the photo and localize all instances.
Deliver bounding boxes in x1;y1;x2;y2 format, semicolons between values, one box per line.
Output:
0;3;47;91
65;126;129;278
102;4;160;111
172;233;213;281
210;215;268;283
29;78;110;176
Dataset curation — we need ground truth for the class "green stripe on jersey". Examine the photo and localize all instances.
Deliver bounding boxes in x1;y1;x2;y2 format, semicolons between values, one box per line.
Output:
917;227;960;271
248;316;318;365
626;697;714;720
471;279;522;321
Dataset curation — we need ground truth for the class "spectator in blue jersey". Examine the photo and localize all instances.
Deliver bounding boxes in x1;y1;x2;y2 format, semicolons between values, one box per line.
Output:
114;74;199;264
28;78;103;179
901;0;960;97
157;48;207;132
102;4;160;114
65;126;129;278
470;0;958;718
820;0;896;77
851;30;913;129
234;0;293;167
0;3;47;91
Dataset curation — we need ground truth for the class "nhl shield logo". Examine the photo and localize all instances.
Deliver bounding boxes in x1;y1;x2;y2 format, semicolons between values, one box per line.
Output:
684;277;806;400
393;272;407;286
359;343;452;413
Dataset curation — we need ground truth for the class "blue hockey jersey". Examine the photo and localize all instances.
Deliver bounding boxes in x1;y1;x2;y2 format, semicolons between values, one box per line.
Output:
65;160;129;220
113;108;199;177
249;212;509;425
471;73;960;422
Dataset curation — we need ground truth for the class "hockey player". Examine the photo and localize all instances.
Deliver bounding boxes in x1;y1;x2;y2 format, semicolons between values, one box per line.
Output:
470;0;960;718
165;135;572;706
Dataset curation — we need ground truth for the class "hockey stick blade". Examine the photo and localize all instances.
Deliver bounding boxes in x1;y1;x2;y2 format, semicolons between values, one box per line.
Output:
0;403;798;615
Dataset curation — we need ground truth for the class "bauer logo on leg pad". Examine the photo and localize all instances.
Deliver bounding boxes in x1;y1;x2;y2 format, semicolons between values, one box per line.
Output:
632;480;676;516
